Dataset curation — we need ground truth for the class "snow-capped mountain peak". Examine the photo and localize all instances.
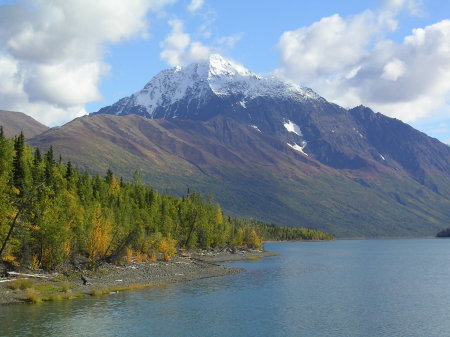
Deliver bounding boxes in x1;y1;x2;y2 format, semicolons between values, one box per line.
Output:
207;54;254;78
95;54;321;119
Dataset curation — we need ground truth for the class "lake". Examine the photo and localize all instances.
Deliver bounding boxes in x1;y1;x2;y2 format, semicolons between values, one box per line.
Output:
1;239;450;337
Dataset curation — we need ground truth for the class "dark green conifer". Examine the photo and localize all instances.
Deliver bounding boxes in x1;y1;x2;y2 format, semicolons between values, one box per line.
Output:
12;132;26;195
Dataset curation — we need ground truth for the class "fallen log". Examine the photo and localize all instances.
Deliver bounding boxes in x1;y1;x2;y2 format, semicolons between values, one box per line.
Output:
6;271;50;279
0;278;20;283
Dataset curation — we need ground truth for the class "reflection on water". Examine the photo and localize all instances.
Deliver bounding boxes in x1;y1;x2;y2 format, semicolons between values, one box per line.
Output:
2;239;450;337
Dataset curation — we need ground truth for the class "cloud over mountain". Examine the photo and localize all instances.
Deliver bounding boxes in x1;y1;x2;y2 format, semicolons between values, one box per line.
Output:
276;0;450;122
0;0;176;126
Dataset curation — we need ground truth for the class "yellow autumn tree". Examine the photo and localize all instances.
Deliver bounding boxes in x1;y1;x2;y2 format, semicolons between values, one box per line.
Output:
246;229;263;249
108;176;121;197
158;237;177;261
86;205;112;260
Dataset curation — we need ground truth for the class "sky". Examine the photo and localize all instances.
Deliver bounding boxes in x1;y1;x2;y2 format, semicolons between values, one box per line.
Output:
0;0;449;144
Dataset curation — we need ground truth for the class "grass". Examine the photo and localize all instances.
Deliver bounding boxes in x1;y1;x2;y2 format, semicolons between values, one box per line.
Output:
47;293;63;301
8;279;33;290
89;288;109;296
60;281;73;292
7;278;165;304
89;283;162;296
25;289;42;303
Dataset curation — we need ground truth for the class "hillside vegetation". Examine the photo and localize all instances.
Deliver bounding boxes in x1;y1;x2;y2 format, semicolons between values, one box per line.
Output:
28;114;450;238
0;128;332;270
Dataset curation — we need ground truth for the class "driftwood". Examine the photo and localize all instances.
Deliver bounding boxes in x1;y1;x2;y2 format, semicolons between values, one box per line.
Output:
6;271;50;279
0;278;20;283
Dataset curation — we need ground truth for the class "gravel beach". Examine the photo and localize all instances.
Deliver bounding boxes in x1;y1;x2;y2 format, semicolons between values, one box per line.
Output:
0;248;277;305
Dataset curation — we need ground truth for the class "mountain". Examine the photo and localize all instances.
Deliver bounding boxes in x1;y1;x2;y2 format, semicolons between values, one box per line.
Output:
0;110;49;138
29;55;450;237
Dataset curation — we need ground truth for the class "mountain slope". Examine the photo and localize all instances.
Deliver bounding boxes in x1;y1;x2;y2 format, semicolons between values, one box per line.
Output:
94;55;450;177
0;110;49;138
29;113;450;237
27;54;450;237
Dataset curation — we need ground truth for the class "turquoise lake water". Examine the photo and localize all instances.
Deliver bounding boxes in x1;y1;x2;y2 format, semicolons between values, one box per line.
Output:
1;239;450;337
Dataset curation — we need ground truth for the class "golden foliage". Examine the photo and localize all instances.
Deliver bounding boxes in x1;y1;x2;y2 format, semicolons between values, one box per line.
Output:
135;251;144;263
108;176;121;197
31;254;40;270
247;229;263;249
2;254;19;267
149;252;157;262
86;208;112;260
125;247;133;263
158;238;177;262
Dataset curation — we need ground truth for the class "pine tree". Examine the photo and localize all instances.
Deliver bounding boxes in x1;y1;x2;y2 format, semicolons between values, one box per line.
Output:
105;168;113;184
65;161;73;181
12;132;26;195
44;146;55;185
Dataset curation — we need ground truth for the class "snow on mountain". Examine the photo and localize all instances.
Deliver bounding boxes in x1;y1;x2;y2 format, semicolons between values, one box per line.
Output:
283;120;303;136
99;54;321;118
287;142;308;156
250;124;261;132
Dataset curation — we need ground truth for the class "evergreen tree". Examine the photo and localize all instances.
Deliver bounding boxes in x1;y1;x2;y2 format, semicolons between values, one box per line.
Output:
12;132;26;195
65;161;73;181
0;134;333;270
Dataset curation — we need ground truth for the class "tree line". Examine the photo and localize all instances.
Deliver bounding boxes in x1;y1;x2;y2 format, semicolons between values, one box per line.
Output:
0;128;333;270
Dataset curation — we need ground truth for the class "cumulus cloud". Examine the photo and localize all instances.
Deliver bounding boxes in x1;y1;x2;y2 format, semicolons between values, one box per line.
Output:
277;11;389;82
0;0;176;126
276;1;450;122
160;19;211;66
187;0;204;12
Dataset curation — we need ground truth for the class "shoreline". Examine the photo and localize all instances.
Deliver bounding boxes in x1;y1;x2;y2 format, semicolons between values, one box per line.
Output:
0;248;277;306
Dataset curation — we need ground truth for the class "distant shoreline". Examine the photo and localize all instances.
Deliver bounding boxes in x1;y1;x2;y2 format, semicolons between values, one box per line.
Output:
0;248;277;306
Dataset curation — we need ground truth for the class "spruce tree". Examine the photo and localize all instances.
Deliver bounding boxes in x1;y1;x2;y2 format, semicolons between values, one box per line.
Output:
12;132;26;195
65;160;73;181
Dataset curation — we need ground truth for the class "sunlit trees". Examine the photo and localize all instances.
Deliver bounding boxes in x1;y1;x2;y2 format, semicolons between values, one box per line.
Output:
0;132;333;270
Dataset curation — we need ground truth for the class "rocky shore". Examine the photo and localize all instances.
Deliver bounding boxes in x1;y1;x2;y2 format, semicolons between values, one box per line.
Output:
0;248;277;305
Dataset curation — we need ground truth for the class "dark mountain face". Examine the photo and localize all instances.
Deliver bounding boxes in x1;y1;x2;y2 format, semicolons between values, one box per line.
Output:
350;106;450;193
29;55;450;237
93;54;450;179
0;110;49;138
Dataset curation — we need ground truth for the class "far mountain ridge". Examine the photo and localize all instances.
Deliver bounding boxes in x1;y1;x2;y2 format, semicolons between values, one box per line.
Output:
0;110;49;138
26;54;450;237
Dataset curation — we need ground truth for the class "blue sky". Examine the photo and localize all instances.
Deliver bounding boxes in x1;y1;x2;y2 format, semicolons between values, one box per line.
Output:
0;0;449;144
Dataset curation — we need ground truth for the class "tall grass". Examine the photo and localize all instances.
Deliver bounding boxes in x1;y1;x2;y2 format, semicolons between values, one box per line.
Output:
8;279;33;290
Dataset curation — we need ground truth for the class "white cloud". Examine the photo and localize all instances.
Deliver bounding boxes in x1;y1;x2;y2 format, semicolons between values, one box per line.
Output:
187;0;204;12
381;0;425;16
216;33;243;48
276;1;450;123
0;0;176;126
381;58;406;81
160;19;211;66
277;11;388;82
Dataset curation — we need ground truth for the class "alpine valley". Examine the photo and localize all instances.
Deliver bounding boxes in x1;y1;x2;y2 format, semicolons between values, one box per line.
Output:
18;54;450;237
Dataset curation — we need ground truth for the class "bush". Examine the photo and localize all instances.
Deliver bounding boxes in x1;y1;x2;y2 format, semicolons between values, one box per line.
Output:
158;238;177;262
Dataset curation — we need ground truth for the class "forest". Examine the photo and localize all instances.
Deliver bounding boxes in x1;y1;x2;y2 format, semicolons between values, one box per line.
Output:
0;128;333;271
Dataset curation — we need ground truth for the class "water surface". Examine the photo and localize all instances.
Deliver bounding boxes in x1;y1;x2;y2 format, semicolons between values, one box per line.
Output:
1;239;450;336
